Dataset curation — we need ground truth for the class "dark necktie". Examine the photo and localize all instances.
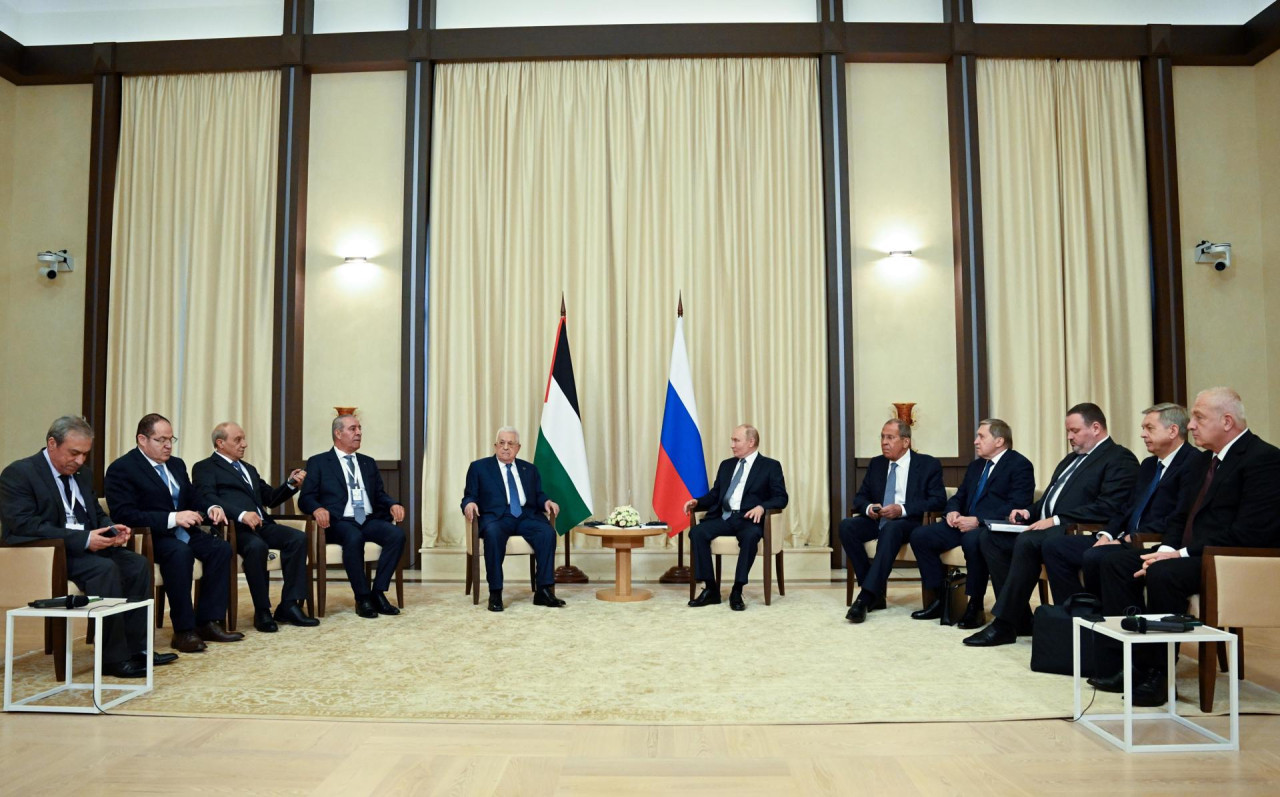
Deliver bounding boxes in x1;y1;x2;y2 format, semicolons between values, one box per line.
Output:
233;460;264;515
722;458;747;519
1042;454;1084;519
155;464;190;543
507;464;523;517
1181;456;1219;547
58;474;89;524
879;462;899;529
1128;461;1164;533
968;459;993;515
344;455;366;524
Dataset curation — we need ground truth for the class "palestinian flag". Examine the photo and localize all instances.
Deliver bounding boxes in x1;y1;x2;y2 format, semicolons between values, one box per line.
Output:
534;309;593;534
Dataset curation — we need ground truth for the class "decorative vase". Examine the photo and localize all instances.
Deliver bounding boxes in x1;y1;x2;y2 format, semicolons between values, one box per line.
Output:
892;402;916;426
334;406;357;416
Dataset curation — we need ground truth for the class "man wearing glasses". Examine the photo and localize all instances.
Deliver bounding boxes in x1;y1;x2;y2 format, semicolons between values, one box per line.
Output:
105;413;242;653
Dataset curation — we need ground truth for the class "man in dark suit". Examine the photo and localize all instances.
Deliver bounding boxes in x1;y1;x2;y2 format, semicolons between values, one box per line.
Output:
909;418;1035;628
192;421;318;633
840;419;946;623
1042;403;1196;602
298;414;405;619
1093;387;1280;705
106;413;242;653
461;426;564;612
683;424;788;611
964;402;1138;647
0;416;177;678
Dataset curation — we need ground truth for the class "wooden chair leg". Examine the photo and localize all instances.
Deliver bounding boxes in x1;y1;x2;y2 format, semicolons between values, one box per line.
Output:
528;555;536;591
776;552;785;596
472;550;481;605
155;587;166;628
395;562;405;608
1217;637;1229;672
1234;628;1245;679
227;557;240;633
846;561;854;606
1036;578;1049;606
1199;640;1216;712
714;555;722;586
317;565;328;617
465;552;473;595
764;546;773;606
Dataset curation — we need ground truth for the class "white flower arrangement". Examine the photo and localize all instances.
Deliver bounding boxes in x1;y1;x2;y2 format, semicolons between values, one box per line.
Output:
607;505;641;528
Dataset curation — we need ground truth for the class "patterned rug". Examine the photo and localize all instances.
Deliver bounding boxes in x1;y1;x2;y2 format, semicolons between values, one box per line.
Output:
6;584;1278;724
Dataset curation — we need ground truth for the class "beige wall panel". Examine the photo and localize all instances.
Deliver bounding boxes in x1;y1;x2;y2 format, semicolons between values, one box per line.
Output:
1173;67;1270;437
0;83;92;467
846;63;959;458
303;72;405;460
1256;52;1280;431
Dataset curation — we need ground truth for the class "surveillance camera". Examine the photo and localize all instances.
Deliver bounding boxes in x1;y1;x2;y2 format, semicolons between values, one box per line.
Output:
1194;241;1231;272
35;249;75;280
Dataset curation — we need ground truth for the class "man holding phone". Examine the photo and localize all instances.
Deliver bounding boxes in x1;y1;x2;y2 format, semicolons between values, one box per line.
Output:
0;416;175;677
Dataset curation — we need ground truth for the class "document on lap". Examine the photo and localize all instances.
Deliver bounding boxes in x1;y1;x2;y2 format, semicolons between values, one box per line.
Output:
985;520;1030;533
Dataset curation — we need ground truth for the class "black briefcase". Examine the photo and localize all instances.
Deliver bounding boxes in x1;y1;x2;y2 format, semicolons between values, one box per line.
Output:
938;570;968;627
1029;594;1119;677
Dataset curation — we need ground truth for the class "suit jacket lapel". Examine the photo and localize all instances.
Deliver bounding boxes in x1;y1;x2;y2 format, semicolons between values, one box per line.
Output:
1205;432;1250;504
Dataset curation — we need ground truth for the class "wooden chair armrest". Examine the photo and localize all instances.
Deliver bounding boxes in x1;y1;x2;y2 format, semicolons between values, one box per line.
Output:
1063;522;1107;536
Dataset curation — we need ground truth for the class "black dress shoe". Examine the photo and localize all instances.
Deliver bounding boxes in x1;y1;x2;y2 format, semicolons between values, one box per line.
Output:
1132;669;1168;707
957;600;986;629
373;591;401;615
274;601;320;627
911;599;943;620
488;591;504;612
729;592;746;611
533;586;566;607
196;621;245;643
962;622;1017;647
846;598;869;624
254;608;279;633
1087;670;1125;694
355;597;380;618
872;593;887;611
688;588;721;607
104;659;148;679
130;651;178;668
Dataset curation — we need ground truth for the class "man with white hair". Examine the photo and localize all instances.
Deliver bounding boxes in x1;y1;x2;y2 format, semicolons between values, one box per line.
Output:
1093;387;1280;705
461;426;563;612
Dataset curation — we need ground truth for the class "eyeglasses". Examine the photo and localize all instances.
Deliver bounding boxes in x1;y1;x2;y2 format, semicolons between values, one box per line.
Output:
495;441;520;448
149;436;178;445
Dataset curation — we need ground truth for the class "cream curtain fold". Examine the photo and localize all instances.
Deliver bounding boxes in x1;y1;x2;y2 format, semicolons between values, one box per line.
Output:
106;72;280;474
978;59;1153;481
424;58;829;551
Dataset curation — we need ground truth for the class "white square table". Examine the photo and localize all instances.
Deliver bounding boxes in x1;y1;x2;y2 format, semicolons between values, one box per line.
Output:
5;598;154;713
1072;615;1238;752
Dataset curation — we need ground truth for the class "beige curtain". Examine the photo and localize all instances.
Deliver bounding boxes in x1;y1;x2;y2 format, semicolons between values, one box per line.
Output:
106;72;280;474
978;59;1153;481
424;58;829;551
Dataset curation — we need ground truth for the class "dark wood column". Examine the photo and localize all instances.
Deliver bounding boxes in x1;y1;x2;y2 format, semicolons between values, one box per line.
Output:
1141;34;1188;405
818;1;857;565
270;0;313;481
944;0;988;450
81;52;121;488
399;0;435;563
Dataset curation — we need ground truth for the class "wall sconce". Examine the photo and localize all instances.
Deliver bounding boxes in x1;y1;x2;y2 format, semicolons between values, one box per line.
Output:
887;249;913;259
342;256;370;266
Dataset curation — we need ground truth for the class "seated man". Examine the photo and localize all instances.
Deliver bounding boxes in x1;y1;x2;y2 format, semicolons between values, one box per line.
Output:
909;418;1034;628
106;413;243;653
0;416;177;678
461;426;564;612
192;421;318;633
684;425;788;611
964;402;1137;647
1041;403;1196;602
841;419;946;623
1094;387;1280;706
298;414;405;619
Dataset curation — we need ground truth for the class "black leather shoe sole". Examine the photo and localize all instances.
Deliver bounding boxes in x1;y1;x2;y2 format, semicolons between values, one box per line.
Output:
1087;672;1125;693
729;595;746;611
487;601;504;612
956;609;986;629
962;625;1017;647
355;602;380;618
687;590;721;607
846;604;868;623
911;601;942;620
104;661;148;679
254;619;279;633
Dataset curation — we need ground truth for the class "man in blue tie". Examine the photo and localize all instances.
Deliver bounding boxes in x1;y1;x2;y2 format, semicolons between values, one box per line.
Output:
909;419;1035;628
461;427;563;612
299;414;406;619
1041;403;1196;602
105;413;242;653
840;419;946;623
684;425;789;611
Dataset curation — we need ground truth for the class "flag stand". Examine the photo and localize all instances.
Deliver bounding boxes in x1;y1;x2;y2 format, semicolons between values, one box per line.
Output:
554;530;589;584
658;530;693;584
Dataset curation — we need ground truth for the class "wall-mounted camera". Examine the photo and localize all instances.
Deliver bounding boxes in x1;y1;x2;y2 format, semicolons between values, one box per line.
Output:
37;250;75;280
1194;240;1231;272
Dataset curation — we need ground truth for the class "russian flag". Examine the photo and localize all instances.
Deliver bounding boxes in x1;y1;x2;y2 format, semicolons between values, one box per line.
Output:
652;310;708;536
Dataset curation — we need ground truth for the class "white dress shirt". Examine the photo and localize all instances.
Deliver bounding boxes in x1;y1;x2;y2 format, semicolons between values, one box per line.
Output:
727;451;759;512
334;447;373;518
497;457;527;506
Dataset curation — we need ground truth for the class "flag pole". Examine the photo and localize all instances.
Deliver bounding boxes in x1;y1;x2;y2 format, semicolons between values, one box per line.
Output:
552;293;590;585
659;292;693;585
